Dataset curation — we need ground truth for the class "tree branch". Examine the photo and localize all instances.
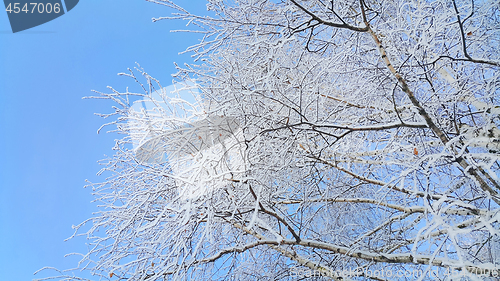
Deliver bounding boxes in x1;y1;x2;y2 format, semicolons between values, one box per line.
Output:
289;0;369;32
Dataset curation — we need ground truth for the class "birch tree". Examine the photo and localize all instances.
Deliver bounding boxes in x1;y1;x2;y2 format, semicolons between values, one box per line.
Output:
38;0;500;280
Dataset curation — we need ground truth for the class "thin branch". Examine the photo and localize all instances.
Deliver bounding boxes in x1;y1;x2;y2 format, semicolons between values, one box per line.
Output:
274;197;487;216
289;0;369;32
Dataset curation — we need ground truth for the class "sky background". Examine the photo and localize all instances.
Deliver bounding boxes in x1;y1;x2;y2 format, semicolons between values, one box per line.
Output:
0;1;207;279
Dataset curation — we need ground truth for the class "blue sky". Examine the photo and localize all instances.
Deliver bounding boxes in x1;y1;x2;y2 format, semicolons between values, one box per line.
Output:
0;1;207;279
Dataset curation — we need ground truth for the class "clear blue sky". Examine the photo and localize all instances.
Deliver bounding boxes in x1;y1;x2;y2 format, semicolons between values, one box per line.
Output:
0;1;207;280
